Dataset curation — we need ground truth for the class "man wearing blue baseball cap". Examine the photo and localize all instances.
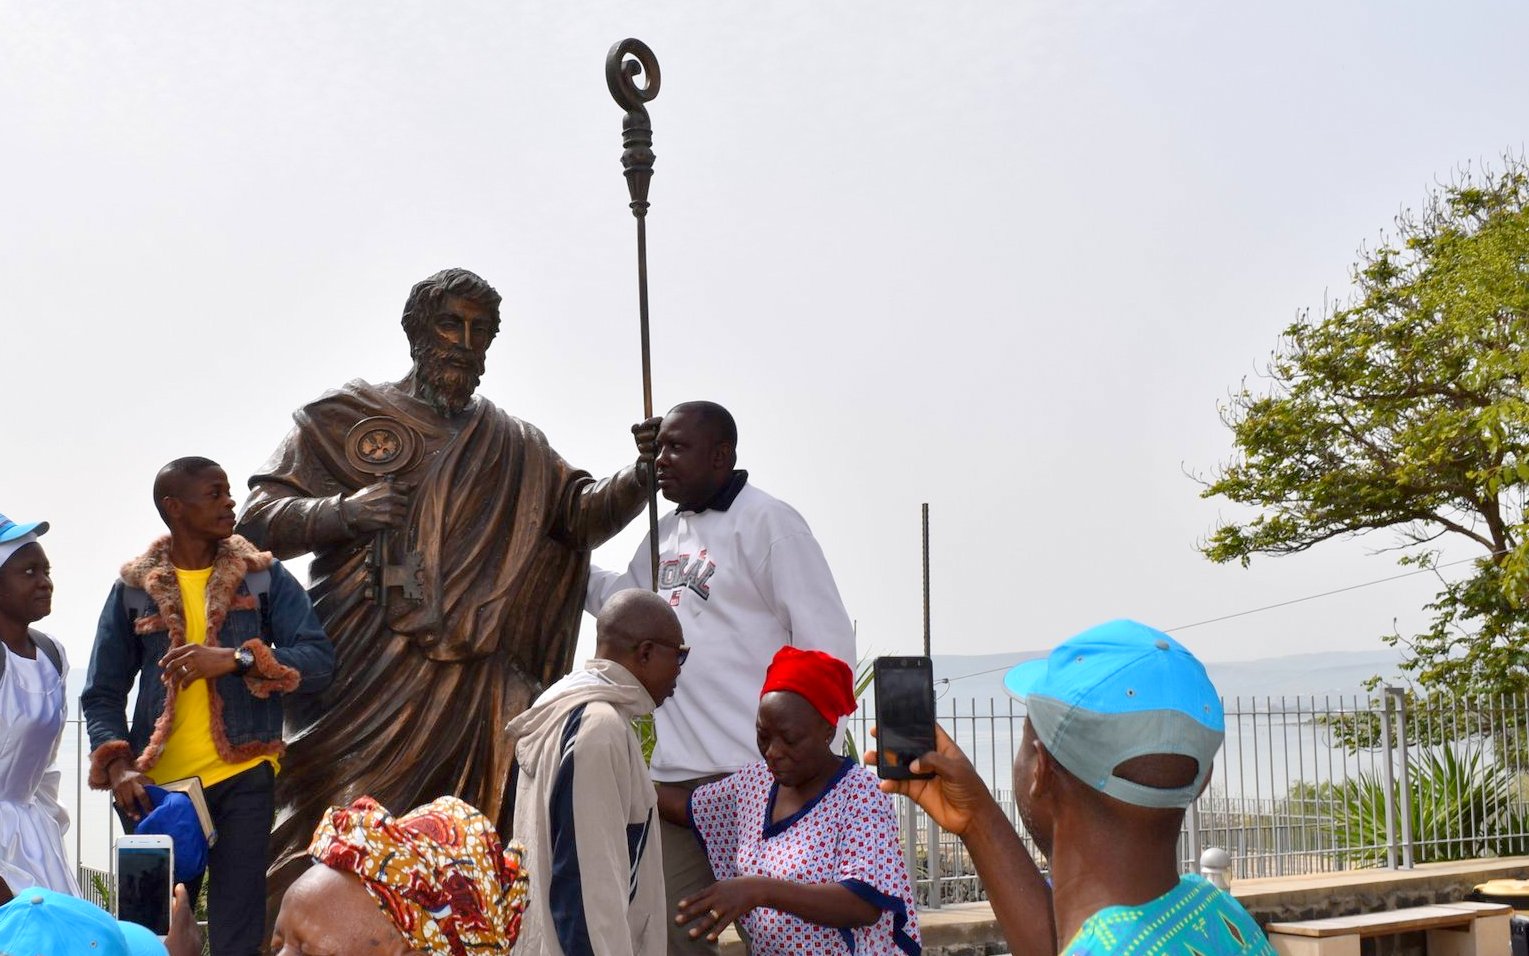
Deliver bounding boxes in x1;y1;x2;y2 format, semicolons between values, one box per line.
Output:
868;620;1272;956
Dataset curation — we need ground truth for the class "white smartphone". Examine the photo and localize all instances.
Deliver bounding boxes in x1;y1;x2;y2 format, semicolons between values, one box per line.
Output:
115;834;174;936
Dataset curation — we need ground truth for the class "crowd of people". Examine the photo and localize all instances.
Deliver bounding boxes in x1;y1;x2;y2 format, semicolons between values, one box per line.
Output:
0;268;1271;956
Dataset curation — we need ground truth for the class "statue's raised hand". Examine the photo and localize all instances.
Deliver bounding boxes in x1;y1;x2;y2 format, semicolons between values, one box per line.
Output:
633;416;661;467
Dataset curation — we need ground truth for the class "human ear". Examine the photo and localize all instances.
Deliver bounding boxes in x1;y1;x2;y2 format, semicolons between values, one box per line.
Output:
1028;740;1053;799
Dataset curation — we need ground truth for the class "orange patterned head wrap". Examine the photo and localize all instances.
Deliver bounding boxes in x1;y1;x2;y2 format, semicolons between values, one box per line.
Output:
308;795;529;955
760;646;857;726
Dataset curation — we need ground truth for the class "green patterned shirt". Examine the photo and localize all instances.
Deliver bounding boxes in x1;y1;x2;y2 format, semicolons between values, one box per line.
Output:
1063;874;1273;956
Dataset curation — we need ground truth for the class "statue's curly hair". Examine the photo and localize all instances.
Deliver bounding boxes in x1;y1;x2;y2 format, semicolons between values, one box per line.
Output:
400;268;502;346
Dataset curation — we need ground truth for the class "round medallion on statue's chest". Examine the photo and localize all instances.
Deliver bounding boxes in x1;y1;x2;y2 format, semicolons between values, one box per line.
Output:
345;417;420;476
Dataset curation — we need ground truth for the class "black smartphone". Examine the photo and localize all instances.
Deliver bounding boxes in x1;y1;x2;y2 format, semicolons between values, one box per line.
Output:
115;835;174;936
873;655;937;780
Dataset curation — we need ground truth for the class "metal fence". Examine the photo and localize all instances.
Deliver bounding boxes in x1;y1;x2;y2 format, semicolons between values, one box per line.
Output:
55;690;1529;910
847;689;1529;906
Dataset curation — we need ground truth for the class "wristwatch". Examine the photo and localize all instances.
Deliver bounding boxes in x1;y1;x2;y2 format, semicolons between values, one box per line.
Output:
233;646;255;676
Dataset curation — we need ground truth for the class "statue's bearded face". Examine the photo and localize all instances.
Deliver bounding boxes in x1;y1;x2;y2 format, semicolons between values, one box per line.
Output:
411;294;497;416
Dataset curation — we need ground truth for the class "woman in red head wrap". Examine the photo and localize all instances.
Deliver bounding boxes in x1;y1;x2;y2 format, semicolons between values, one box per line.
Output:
655;647;921;956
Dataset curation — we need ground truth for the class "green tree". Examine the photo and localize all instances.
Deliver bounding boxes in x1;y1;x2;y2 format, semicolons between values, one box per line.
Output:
1200;155;1529;697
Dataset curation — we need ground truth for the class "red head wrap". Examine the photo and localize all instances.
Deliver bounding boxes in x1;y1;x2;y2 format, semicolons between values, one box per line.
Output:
760;646;856;726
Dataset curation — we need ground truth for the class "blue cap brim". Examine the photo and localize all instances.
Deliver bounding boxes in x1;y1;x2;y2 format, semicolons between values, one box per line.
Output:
0;520;48;543
1003;658;1047;701
118;918;169;956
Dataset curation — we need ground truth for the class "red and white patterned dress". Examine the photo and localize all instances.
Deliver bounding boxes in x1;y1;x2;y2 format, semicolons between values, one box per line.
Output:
689;757;921;955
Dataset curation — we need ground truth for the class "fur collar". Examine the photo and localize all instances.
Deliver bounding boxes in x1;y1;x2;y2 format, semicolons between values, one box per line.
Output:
120;534;273;643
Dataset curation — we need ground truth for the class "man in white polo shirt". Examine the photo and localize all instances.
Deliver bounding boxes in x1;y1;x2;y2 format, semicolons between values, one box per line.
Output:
587;400;856;954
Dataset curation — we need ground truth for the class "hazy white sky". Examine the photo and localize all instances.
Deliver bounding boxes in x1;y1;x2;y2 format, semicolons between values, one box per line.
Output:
5;1;1527;684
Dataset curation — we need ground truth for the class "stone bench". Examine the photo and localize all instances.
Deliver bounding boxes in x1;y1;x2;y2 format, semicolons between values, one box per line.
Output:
1266;901;1512;956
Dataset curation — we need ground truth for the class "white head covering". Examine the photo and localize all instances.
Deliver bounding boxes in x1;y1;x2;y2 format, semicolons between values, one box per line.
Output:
0;532;40;570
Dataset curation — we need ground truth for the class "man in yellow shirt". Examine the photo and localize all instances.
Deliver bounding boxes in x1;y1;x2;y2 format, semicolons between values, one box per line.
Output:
83;457;334;955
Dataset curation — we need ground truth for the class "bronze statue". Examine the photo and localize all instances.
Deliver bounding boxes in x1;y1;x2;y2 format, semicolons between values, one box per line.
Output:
236;267;655;907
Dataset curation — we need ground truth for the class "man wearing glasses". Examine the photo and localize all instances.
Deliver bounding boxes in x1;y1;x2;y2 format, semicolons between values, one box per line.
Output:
508;589;686;956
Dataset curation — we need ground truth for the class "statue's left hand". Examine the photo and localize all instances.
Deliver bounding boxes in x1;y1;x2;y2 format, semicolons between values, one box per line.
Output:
632;416;661;467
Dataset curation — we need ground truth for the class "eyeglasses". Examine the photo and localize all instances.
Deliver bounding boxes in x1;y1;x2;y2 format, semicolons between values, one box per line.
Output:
649;641;690;666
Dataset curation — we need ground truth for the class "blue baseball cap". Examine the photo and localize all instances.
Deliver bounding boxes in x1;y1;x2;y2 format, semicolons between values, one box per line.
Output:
0;886;165;956
0;513;49;543
1003;619;1224;809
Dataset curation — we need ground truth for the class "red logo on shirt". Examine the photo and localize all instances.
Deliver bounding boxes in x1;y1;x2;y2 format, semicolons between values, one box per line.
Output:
658;550;716;603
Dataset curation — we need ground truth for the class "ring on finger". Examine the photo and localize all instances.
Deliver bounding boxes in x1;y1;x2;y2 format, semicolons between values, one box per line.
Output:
709;909;721;921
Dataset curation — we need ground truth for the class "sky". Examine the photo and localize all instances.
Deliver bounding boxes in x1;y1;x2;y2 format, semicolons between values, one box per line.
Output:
5;0;1527;691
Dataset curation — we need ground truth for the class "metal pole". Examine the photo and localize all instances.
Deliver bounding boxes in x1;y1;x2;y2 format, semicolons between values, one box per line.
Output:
1186;799;1204;874
1380;689;1398;869
921;503;930;657
75;701;83;874
920;503;940;907
606;38;663;590
1388;687;1415;868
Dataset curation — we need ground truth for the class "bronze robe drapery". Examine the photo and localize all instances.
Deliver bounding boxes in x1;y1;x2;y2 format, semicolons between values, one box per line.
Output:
237;379;645;903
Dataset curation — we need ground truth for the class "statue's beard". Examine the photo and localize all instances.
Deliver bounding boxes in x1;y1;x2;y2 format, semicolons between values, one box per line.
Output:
413;345;485;416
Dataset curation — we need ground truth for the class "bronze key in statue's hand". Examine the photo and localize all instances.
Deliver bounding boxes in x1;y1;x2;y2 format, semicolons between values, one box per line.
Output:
343;479;422;612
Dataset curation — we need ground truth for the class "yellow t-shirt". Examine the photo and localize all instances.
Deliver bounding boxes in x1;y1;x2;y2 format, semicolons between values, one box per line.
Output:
149;567;277;787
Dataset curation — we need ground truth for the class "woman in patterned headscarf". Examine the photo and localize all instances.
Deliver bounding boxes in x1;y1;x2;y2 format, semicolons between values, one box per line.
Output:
270;795;528;956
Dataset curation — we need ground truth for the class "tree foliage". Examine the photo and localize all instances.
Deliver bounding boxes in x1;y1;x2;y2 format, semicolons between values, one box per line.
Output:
1201;155;1529;696
1323;745;1529;866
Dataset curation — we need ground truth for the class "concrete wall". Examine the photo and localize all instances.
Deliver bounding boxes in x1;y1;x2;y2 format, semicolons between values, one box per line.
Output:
718;857;1529;955
1232;857;1529;927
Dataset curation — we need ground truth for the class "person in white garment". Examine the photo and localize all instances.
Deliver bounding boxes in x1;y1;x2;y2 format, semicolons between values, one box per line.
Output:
586;401;857;955
0;512;78;902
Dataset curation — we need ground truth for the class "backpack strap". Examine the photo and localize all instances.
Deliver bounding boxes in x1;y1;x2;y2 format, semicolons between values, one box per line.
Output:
243;568;273;643
120;581;155;624
30;630;64;676
0;630;65;679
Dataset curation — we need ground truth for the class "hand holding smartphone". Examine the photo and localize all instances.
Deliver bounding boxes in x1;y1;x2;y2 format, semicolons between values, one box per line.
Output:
115;834;174;936
873;655;937;780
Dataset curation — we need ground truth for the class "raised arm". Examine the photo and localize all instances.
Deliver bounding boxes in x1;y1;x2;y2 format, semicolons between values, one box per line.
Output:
866;725;1057;956
553;418;659;551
